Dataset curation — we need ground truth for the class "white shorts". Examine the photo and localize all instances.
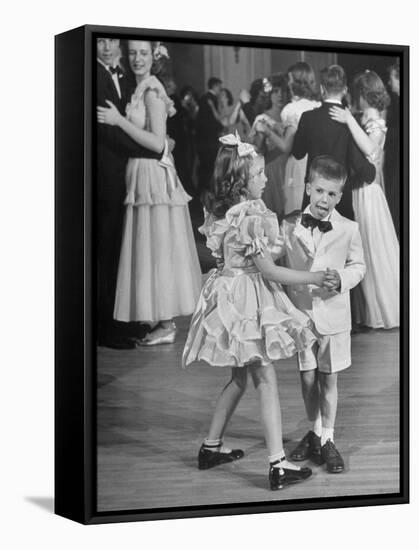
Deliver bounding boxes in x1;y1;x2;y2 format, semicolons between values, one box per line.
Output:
298;331;351;374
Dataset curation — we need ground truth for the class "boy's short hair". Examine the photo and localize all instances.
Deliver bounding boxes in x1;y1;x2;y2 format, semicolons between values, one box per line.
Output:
308;156;347;186
320;65;347;95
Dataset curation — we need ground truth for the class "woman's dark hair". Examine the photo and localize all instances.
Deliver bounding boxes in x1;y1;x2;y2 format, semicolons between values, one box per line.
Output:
288;62;317;100
352;70;391;112
249;78;265;105
265;72;290;109
308;155;347;186
203;146;259;218
221;88;234;107
180;85;198;102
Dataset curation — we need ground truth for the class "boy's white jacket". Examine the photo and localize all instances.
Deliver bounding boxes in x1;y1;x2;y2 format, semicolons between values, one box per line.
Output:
276;209;366;335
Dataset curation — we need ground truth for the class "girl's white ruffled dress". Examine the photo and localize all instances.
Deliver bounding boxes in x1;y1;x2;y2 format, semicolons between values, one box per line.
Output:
182;200;316;367
113;76;202;323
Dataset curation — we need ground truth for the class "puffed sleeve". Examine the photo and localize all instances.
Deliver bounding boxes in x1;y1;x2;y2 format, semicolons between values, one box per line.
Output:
280;103;300;129
234;201;280;258
198;209;228;259
140;76;177;117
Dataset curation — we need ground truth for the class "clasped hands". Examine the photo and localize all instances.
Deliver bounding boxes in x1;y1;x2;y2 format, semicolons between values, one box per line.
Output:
321;268;341;292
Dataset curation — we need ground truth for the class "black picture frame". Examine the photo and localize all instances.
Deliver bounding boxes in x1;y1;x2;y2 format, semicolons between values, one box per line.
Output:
55;24;409;525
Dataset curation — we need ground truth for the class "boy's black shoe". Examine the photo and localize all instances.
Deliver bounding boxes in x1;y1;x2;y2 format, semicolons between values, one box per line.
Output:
269;462;312;490
290;431;324;465
198;444;244;470
321;439;345;473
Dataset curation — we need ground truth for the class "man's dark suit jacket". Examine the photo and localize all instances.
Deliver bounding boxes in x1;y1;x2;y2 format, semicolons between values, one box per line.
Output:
292;102;376;220
195;91;223;149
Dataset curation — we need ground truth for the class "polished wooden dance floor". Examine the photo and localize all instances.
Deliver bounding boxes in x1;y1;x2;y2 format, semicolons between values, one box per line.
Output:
96;323;400;512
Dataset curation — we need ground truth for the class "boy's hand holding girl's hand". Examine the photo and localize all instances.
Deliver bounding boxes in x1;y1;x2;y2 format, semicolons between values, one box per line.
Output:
323;267;341;291
313;268;341;290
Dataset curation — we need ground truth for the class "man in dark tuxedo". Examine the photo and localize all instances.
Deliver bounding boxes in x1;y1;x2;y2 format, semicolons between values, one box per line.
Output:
195;77;223;197
293;65;376;220
96;37;163;348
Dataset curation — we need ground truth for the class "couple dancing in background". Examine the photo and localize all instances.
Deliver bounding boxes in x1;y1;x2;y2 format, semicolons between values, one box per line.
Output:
250;62;399;330
96;38;201;348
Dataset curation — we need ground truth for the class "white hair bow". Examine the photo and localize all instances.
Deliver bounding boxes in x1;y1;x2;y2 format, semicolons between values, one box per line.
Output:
219;131;257;158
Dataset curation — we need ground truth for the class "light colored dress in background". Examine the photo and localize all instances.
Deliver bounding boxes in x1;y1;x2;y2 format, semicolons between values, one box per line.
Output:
281;98;321;215
352;117;399;329
182;199;316;367
250;113;287;221
114;75;202;323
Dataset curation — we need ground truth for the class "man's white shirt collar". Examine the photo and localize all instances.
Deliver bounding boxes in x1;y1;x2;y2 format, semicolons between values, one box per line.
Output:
323;98;343;105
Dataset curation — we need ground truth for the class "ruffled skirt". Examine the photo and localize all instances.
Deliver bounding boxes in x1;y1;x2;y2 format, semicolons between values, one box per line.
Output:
182;268;316;367
113;158;202;323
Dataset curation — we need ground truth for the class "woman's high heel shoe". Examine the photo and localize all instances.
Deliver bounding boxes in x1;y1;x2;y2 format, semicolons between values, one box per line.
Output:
137;322;176;346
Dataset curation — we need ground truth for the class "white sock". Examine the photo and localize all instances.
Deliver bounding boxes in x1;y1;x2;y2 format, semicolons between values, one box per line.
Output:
321;427;334;446
269;450;300;471
204;438;231;453
310;414;322;438
268;450;286;464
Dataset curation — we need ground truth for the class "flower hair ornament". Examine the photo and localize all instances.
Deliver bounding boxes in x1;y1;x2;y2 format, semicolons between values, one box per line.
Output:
219;131;258;158
154;42;170;61
263;77;272;94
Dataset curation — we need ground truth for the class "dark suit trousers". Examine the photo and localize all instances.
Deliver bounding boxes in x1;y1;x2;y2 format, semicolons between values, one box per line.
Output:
96;187;125;341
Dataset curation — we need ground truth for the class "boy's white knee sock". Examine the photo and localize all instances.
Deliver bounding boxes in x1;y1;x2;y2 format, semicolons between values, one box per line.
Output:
321;427;334;446
310;414;322;438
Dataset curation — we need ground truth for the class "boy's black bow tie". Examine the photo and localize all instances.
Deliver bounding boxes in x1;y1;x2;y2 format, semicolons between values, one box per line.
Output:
109;66;121;75
301;213;333;233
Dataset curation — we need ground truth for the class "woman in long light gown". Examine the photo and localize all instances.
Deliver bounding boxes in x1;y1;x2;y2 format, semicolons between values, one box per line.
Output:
248;73;289;220
97;40;202;344
330;70;399;329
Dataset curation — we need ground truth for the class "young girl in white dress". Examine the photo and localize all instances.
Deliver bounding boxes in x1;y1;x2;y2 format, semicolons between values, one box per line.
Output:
97;40;202;344
183;133;327;490
330;70;399;329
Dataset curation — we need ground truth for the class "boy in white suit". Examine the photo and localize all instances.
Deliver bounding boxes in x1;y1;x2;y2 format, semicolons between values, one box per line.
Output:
277;155;366;473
